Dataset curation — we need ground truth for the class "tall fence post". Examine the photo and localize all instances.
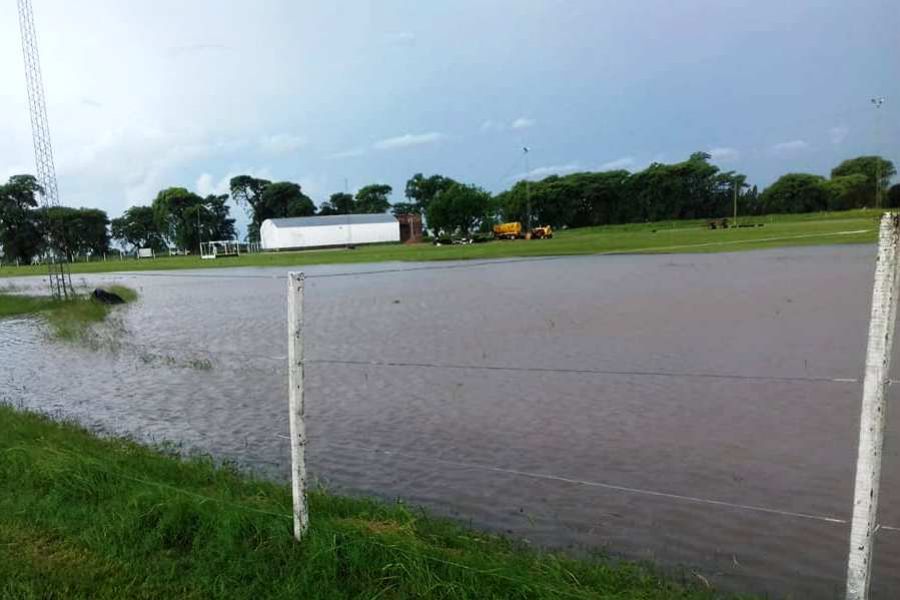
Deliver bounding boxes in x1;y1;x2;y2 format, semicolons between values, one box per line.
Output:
846;213;900;599
287;271;309;541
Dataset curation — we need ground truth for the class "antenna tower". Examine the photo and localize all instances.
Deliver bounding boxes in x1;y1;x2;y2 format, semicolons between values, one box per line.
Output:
17;0;73;299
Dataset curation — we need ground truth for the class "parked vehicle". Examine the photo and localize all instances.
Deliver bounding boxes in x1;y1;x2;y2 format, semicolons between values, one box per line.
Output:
493;222;522;240
530;225;553;239
492;222;553;240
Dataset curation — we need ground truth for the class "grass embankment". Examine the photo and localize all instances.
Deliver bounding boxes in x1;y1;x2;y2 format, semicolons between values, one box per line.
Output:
0;285;136;339
0;405;753;600
0;210;883;279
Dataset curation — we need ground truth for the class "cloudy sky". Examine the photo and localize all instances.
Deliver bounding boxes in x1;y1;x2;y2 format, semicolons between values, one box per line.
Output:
1;0;897;236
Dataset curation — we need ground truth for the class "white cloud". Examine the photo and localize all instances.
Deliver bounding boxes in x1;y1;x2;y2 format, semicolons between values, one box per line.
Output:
195;172;234;197
166;43;232;56
385;32;416;46
508;163;579;181
47;126;251;207
771;139;810;156
480;119;505;133
373;132;444;151
481;117;536;132
598;156;636;171
259;133;308;155
193;167;274;235
326;147;367;159
708;147;740;162
829;126;849;145
511;117;535;130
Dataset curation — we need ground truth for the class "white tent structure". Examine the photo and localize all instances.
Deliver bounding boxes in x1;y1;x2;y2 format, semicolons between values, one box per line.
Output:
259;214;400;251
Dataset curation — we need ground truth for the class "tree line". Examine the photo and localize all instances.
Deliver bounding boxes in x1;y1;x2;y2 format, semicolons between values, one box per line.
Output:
0;175;110;264
394;153;898;237
1;153;897;263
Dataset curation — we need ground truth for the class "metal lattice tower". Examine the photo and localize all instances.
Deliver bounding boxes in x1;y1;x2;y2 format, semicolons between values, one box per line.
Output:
18;0;73;299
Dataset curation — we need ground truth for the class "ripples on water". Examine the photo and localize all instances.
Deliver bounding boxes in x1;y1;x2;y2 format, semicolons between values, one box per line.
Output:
2;246;899;598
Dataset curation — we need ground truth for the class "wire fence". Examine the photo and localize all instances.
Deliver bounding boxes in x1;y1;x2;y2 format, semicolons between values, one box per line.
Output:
3;237;900;598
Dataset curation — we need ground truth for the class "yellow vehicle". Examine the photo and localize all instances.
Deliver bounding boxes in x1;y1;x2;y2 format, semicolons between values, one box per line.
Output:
493;222;522;240
492;222;553;240
531;225;553;239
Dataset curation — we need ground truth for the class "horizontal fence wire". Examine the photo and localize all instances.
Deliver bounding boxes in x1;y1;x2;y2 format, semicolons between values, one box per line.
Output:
69;340;872;387
26;432;896;598
285;435;900;535
305;358;863;385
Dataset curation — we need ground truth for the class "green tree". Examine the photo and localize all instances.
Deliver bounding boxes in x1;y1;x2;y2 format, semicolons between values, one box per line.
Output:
823;174;869;211
230;175;272;241
425;183;491;236
565;170;632;227
888;184;900;209
111;205;167;252
151;187;205;250
390;202;419;217
181;195;237;252
0;174;43;264
44;207;110;259
258;182;316;219
831;156;896;207
230;175;272;208
758;174;829;214
404;173;456;214
318;192;354;215
494;153;748;228
355;184;392;214
229;176;313;241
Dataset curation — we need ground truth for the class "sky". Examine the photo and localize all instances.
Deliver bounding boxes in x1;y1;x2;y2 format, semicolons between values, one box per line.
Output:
1;0;898;238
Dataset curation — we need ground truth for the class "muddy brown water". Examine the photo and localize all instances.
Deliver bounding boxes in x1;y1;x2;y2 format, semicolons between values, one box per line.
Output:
2;245;899;598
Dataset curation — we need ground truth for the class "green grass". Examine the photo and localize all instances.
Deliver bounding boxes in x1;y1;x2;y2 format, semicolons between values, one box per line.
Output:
0;285;137;340
0;294;60;318
0;210;884;279
0;404;755;599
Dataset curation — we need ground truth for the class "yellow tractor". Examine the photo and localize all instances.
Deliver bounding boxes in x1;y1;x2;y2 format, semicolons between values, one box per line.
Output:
530;225;553;239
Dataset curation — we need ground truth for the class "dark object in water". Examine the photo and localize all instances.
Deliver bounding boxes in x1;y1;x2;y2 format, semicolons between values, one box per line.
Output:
92;288;125;305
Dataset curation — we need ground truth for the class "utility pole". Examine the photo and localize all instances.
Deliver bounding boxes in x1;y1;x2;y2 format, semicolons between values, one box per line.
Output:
196;204;211;255
344;177;351;247
523;146;531;237
733;180;738;226
871;97;886;209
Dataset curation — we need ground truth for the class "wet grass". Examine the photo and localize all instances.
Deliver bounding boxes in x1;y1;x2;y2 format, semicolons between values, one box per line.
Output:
0;294;59;318
0;404;757;599
0;285;137;340
0;210;883;279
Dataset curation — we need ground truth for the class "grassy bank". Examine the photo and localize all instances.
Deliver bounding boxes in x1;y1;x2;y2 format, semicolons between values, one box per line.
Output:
0;405;754;599
0;285;136;339
0;210;882;279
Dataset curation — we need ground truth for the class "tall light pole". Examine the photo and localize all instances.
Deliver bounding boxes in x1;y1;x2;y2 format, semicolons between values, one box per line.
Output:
523;146;531;236
872;97;886;208
196;204;211;255
733;179;738;226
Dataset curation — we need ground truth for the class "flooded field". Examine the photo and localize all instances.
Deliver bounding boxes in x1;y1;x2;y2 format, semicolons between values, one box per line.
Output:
2;244;899;598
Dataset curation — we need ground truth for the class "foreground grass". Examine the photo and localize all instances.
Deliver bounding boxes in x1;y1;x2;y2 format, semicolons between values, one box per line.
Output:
0;210;883;279
0;284;136;339
0;405;753;599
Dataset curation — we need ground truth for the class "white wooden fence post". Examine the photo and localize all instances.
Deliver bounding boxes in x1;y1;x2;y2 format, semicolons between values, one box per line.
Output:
287;271;309;541
846;213;900;599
